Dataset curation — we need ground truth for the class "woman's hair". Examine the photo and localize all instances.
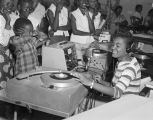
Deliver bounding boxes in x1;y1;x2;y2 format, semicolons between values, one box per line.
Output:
13;18;33;36
113;32;133;52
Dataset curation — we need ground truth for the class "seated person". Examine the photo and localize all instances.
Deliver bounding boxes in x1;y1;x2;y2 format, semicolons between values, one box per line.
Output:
131;4;143;26
110;5;128;34
75;32;141;99
144;8;153;33
47;0;70;44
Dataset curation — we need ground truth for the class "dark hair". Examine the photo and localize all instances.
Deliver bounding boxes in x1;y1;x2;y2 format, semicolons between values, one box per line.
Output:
71;0;79;11
13;18;33;36
135;4;142;11
62;0;70;7
113;32;133;52
114;5;122;12
148;8;153;17
18;0;33;9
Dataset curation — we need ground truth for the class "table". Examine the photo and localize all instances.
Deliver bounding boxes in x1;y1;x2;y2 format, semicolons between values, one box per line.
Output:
5;67;88;118
64;95;153;120
133;34;153;45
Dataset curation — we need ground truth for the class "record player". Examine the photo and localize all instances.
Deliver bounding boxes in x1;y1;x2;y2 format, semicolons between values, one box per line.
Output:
6;67;88;117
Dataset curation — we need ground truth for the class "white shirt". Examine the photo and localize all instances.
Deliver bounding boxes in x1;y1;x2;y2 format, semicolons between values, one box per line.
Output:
28;3;45;30
48;3;69;36
0;13;19;46
70;8;94;44
133;11;142;19
89;12;102;29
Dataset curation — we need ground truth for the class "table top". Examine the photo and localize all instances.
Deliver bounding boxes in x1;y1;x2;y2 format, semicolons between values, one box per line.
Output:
64;95;153;120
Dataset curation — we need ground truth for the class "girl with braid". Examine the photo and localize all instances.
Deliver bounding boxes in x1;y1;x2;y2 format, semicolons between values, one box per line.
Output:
10;18;46;75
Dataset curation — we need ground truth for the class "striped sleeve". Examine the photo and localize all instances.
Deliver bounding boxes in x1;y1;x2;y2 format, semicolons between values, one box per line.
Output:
115;67;136;93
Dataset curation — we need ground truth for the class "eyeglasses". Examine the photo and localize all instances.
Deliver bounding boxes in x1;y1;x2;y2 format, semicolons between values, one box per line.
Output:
22;8;33;12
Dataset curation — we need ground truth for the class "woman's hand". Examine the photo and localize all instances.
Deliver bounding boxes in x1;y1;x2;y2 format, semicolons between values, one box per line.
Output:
73;73;92;87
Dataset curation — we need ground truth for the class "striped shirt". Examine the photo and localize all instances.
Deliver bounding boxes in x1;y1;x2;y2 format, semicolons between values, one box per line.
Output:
112;57;141;99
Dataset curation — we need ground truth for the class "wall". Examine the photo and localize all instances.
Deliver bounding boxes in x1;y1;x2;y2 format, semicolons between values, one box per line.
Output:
70;0;153;23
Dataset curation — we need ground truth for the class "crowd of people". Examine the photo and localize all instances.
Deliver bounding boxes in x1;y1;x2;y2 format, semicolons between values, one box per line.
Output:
0;0;152;119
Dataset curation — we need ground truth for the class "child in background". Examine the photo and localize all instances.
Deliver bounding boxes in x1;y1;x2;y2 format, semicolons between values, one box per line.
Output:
10;18;46;75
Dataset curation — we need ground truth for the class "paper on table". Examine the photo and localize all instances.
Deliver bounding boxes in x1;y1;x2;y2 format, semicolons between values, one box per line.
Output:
146;81;153;89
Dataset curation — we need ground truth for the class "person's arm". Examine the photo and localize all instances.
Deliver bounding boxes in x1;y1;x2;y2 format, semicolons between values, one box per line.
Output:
77;74;115;97
47;9;54;27
71;14;91;36
2;11;11;30
78;66;136;98
143;16;150;27
52;4;63;32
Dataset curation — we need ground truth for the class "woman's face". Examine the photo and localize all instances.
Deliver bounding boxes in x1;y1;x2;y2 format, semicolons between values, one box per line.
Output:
19;2;32;18
112;37;127;59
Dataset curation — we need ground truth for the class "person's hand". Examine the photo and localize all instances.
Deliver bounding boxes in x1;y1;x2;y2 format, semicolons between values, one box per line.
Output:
72;73;92;87
95;29;101;36
2;9;11;22
48;30;54;37
38;32;48;41
5;23;11;30
84;9;90;18
56;3;63;13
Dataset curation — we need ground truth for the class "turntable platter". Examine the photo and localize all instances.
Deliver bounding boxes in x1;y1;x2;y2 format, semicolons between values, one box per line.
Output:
41;72;80;88
50;72;74;80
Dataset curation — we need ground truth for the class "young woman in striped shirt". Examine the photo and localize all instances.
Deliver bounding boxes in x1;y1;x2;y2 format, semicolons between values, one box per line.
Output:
76;32;141;99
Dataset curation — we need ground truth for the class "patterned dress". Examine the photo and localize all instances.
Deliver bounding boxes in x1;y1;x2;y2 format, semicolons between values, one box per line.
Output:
0;45;14;96
10;36;38;75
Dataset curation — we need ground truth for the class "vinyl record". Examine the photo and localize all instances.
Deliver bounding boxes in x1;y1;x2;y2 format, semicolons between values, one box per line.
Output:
50;72;73;80
41;72;79;88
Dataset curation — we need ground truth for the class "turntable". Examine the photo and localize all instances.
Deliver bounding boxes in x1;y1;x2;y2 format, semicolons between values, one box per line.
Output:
40;72;80;88
6;68;88;117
